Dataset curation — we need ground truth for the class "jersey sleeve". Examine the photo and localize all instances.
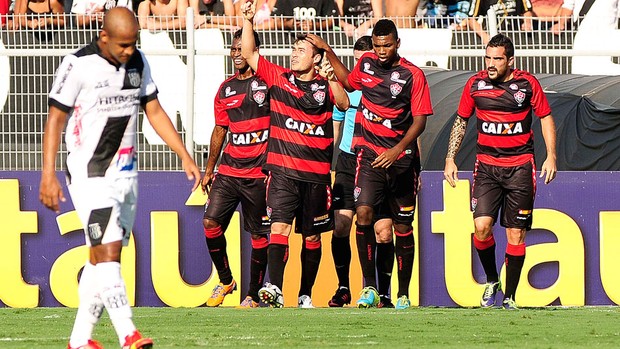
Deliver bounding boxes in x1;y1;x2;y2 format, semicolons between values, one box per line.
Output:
48;55;82;112
410;69;434;117
139;52;158;105
255;55;285;88
347;55;366;91
528;75;552;118
456;75;476;119
213;83;229;127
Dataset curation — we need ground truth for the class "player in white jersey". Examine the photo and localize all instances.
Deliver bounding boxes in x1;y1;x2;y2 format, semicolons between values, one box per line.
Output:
39;7;201;349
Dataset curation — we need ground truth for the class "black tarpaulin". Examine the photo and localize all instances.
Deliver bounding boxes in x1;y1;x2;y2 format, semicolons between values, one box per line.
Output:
421;69;620;171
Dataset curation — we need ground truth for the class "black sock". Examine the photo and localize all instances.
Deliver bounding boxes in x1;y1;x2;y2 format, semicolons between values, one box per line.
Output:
476;245;499;283
504;253;525;301
355;223;376;288
205;226;232;285
267;243;288;290
376;242;394;296
331;235;351;289
249;242;268;302
299;240;322;297
395;231;415;297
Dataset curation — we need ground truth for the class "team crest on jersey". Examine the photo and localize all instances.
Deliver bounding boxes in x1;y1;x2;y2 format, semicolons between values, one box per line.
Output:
509;83;519;91
390;83;402;97
225;86;237;97
253;91;266;105
363;63;374;75
88;223;103;241
127;70;141;88
477;80;493;90
313;90;325;104
514;90;526;106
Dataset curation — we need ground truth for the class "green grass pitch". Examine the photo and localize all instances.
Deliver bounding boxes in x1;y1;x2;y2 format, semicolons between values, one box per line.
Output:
1;307;619;348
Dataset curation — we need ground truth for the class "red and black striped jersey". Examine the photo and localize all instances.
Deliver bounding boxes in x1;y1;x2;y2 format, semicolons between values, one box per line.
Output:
348;52;433;167
214;73;270;178
457;69;552;167
255;55;335;184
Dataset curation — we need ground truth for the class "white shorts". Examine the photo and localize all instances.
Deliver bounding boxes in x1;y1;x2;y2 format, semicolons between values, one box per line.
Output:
68;176;138;247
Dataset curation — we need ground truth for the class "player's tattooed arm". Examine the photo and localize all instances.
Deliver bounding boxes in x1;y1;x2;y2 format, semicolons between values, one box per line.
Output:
446;115;468;159
444;115;468;188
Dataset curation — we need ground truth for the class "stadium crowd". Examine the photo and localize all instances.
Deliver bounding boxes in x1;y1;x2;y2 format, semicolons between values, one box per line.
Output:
0;0;583;40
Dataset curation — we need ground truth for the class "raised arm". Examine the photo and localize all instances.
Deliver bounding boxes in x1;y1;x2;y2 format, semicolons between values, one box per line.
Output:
539;114;557;184
240;0;259;71
318;53;350;111
443;115;468;187
305;33;353;91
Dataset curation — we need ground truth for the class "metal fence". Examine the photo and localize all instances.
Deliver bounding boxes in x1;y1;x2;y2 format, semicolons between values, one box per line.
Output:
1;13;619;171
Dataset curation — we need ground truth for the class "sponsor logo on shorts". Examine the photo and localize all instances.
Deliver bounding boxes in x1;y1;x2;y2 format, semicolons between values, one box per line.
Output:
88;223;103;240
399;205;414;212
266;206;272;218
518;209;532;215
313;217;331;226
314;214;329;222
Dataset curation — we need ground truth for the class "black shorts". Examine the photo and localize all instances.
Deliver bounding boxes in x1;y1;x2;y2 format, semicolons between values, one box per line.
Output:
204;174;270;234
332;151;357;211
266;172;334;236
472;159;536;230
354;153;420;226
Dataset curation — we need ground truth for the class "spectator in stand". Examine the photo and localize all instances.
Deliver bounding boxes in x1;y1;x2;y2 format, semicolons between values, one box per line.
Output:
271;0;338;31
70;0;132;28
418;0;470;28
385;0;420;28
138;0;190;30
192;0;238;29
1;0;10;27
529;0;574;35
335;0;382;37
11;0;65;29
462;0;533;44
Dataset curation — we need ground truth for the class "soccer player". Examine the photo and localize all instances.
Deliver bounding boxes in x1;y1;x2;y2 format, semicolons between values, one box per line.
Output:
202;29;271;309
240;0;350;308
313;18;433;309
324;35;396;308
443;33;557;310
39;7;201;349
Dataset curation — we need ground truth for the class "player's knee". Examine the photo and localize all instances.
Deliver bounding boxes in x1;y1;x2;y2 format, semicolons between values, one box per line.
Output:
356;206;373;225
203;218;219;230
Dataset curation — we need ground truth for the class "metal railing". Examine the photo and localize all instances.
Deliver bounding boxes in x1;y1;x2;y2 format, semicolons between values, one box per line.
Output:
1;12;619;171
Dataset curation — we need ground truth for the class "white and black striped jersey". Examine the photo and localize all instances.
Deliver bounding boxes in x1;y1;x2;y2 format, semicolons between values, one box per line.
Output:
48;39;158;182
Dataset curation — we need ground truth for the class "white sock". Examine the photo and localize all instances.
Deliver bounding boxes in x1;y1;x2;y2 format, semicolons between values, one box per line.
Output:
69;262;104;348
96;261;136;346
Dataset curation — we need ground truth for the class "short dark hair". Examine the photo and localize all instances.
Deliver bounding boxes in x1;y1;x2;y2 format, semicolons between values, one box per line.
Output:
372;19;398;40
233;29;261;47
487;33;514;59
294;33;324;57
354;35;373;52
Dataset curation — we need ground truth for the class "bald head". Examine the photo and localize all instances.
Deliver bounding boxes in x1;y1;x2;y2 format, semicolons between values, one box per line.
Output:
98;7;139;66
102;7;139;38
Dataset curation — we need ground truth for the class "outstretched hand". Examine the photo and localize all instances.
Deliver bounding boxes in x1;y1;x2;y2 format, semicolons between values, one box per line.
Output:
318;53;336;81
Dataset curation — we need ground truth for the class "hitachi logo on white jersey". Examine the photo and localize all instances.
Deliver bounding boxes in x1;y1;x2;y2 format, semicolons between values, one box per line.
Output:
482;121;524;135
97;94;139;105
362;107;392;129
231;130;269;145
285;118;325;136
